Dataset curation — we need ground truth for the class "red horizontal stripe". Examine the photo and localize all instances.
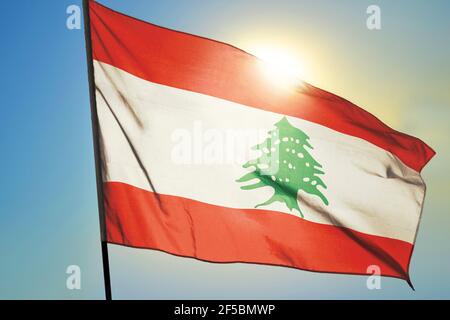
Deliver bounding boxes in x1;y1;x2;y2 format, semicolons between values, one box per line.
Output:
104;182;413;280
89;1;434;172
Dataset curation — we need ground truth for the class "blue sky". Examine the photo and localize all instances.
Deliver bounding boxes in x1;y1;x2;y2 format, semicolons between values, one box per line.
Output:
0;0;449;299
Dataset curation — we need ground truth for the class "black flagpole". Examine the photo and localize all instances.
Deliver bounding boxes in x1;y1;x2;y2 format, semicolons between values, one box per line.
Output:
82;0;112;300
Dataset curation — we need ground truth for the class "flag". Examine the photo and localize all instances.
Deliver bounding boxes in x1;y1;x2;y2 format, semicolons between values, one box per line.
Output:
87;0;434;283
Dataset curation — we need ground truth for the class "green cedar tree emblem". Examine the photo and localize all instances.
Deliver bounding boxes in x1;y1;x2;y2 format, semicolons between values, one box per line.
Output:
236;117;328;217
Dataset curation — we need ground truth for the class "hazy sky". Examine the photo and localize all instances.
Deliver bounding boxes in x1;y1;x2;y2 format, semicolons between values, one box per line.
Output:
0;0;449;299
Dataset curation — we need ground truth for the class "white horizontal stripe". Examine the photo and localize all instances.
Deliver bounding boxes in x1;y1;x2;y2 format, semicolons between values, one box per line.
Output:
94;60;425;243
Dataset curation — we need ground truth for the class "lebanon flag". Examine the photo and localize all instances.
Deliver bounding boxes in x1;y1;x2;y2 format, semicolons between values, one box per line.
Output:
87;1;434;284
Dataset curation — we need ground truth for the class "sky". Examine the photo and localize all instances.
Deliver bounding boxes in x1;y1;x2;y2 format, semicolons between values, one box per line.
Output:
0;0;449;299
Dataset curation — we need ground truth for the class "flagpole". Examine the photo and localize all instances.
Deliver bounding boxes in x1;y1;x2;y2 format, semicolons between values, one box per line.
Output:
82;0;112;301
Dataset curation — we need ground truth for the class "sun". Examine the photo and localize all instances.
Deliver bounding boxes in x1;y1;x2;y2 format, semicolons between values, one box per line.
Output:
250;46;307;90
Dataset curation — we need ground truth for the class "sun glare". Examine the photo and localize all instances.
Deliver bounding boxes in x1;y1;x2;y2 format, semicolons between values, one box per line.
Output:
251;46;306;90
